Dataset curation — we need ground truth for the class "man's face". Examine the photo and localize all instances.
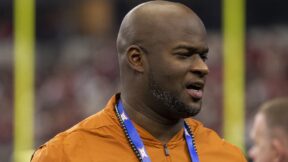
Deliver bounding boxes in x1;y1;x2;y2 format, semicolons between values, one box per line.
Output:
249;113;277;162
144;14;209;119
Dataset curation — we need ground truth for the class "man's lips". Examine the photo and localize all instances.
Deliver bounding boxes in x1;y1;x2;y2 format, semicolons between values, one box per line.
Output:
185;81;204;99
186;89;203;99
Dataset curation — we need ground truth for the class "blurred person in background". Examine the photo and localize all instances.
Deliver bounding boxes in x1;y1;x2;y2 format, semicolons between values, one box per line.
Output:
249;97;288;162
31;1;246;162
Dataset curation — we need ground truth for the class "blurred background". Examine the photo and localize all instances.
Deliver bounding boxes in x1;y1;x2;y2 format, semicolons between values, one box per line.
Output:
1;0;288;161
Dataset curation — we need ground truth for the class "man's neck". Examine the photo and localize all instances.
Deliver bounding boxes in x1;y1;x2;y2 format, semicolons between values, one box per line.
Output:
121;97;184;144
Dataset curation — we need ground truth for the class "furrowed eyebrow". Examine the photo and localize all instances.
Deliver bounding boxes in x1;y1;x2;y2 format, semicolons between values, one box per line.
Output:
173;44;209;54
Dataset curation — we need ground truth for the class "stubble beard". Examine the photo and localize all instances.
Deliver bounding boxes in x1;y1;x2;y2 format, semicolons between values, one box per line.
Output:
148;73;201;119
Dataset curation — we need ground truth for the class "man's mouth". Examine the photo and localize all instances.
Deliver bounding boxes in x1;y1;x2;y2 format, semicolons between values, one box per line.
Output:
185;82;204;99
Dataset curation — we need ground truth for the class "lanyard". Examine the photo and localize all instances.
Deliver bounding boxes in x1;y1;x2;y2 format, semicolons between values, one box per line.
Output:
116;100;200;162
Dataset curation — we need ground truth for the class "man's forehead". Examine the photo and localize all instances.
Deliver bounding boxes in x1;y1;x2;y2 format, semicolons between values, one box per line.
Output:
251;113;268;138
142;16;207;49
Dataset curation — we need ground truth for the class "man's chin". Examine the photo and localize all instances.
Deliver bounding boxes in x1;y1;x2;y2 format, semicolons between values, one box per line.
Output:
169;103;202;119
183;101;202;116
183;106;201;117
188;107;201;117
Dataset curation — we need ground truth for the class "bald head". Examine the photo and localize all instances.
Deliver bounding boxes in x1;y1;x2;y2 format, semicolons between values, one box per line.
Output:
259;97;288;134
116;1;206;56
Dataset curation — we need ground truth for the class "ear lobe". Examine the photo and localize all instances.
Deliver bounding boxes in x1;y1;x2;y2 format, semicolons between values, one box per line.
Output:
126;45;145;72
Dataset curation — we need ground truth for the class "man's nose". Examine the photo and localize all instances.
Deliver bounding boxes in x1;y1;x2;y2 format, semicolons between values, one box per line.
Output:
190;55;209;78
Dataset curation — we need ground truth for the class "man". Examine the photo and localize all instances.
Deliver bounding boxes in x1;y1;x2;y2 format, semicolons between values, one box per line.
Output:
249;97;288;162
31;1;247;162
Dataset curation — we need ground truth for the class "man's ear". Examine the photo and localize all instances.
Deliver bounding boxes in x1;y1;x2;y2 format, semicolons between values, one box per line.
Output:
126;45;145;72
272;138;286;162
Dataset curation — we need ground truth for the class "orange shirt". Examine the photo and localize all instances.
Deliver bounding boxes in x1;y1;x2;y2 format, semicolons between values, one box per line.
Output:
31;95;247;162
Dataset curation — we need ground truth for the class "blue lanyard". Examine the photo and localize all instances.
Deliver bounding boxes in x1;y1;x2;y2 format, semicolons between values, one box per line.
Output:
184;122;200;162
116;100;200;162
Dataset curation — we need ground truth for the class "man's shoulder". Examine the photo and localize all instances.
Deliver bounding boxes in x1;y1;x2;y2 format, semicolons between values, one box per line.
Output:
31;106;119;161
185;118;223;145
186;118;247;162
185;118;234;146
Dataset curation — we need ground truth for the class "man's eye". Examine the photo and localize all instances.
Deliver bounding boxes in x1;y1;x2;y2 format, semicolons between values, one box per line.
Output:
200;54;208;61
177;52;192;58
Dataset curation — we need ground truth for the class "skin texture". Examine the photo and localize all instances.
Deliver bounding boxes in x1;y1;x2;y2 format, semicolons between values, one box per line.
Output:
249;113;277;162
249;98;288;162
117;1;209;143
